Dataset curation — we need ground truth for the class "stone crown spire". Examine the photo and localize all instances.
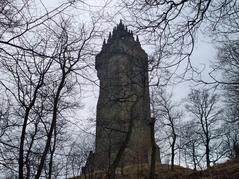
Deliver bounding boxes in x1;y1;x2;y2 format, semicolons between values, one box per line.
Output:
101;20;140;52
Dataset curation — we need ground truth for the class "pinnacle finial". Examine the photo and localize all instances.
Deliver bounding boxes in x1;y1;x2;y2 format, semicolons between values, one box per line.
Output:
136;35;139;42
118;19;124;30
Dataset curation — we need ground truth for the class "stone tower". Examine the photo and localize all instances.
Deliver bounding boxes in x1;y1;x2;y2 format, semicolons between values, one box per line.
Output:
82;21;160;177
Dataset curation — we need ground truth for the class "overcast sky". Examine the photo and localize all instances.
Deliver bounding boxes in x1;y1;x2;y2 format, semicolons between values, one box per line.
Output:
40;0;218;120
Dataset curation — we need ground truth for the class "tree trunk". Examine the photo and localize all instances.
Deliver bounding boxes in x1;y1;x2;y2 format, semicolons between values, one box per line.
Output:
192;143;196;171
19;80;44;179
48;127;57;179
149;118;156;179
35;72;66;179
171;133;176;170
206;139;210;168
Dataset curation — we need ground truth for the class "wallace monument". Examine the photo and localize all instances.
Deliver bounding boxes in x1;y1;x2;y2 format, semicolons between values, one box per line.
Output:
81;21;161;178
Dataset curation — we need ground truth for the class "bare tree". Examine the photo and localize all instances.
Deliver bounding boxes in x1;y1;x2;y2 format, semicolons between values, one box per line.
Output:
217;40;239;122
220;120;239;159
180;120;202;170
204;40;239;160
152;88;182;170
0;6;99;176
185;88;223;168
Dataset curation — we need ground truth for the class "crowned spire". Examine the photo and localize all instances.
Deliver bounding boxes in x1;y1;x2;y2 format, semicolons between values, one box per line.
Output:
100;20;141;53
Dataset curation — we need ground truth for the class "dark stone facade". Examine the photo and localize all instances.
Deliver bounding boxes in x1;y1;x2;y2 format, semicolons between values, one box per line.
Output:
82;21;160;175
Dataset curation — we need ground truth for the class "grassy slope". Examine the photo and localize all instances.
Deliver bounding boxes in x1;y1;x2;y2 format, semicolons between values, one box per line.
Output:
188;159;239;179
155;159;239;179
70;159;239;179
